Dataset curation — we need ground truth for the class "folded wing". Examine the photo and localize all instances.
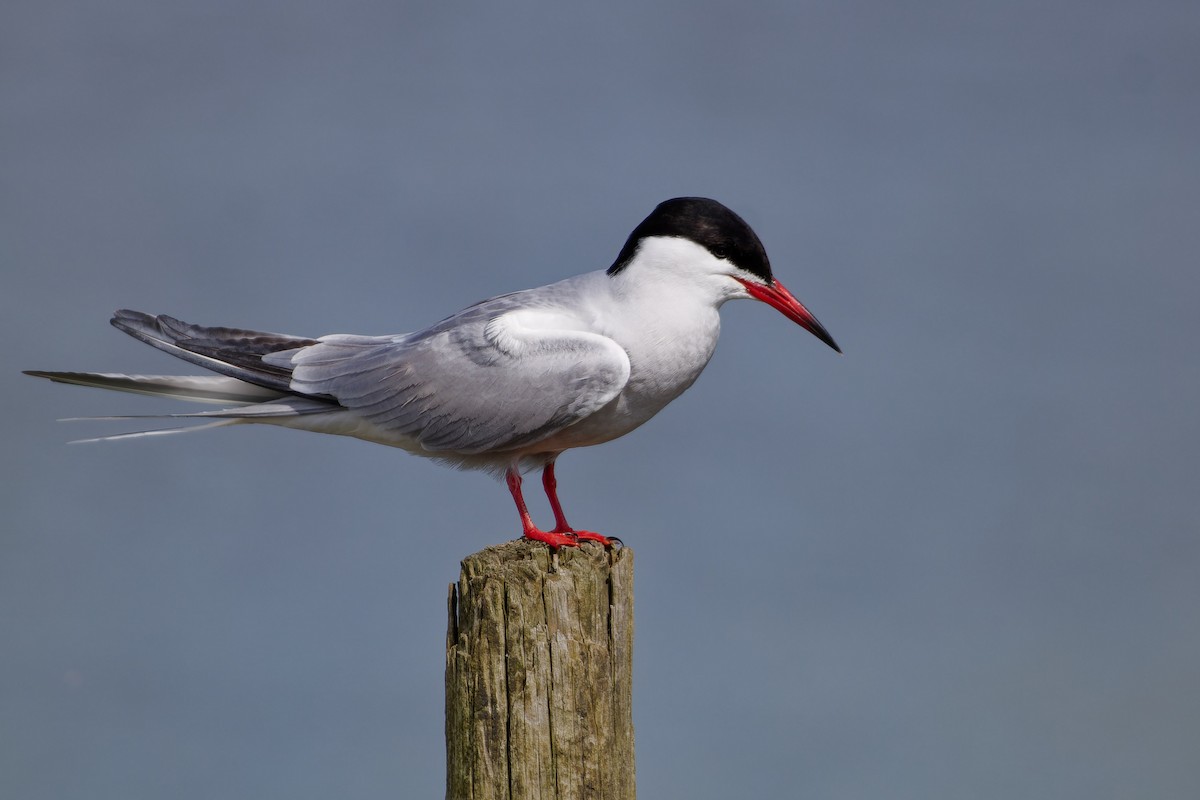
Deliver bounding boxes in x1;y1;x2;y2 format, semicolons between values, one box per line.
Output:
41;307;632;456
272;308;631;454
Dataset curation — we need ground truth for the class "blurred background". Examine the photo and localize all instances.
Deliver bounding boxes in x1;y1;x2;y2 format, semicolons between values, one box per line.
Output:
3;1;1198;797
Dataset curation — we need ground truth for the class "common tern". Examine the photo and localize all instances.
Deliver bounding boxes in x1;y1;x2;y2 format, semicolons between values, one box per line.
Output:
26;197;840;548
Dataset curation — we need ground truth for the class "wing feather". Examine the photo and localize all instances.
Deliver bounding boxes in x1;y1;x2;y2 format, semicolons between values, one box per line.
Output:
110;310;319;392
274;310;630;454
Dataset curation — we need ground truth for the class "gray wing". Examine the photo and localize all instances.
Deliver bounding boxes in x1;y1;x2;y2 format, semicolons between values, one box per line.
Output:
110;310;319;393
269;306;631;454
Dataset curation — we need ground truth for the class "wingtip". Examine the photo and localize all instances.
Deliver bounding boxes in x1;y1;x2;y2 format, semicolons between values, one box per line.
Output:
24;370;92;385
110;309;150;332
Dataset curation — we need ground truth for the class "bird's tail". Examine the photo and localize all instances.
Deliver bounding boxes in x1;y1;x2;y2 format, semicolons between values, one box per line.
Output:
22;370;287;405
23;370;333;443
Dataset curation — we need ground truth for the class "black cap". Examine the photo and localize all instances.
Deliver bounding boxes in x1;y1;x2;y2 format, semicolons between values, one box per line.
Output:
607;197;773;284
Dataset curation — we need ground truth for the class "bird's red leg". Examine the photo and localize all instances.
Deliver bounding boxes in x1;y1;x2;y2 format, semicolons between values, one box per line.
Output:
542;461;617;547
542;461;573;532
506;467;579;549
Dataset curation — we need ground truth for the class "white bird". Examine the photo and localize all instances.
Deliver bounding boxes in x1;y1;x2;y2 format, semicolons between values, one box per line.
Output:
26;197;840;548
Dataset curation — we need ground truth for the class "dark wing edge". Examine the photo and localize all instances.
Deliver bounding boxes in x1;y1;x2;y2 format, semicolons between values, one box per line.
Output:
110;310;321;394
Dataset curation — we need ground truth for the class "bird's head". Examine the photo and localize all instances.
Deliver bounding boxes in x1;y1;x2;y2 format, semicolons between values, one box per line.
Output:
607;197;841;353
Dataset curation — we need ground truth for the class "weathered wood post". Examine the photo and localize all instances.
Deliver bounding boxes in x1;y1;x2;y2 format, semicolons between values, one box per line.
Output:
445;539;635;800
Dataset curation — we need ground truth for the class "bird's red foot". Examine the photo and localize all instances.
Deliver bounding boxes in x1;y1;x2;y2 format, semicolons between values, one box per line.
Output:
521;528;621;550
509;465;620;550
522;528;582;549
567;529;621;548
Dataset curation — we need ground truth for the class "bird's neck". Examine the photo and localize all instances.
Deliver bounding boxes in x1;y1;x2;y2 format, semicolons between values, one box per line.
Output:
600;269;723;385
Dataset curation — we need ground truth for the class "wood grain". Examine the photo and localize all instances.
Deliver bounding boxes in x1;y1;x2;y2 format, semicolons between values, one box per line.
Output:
446;539;635;800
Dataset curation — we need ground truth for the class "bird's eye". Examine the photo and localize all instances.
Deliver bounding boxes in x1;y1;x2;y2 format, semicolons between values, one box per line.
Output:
711;245;729;260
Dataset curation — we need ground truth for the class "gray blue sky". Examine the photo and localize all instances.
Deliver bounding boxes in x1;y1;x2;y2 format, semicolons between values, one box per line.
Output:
3;1;1199;797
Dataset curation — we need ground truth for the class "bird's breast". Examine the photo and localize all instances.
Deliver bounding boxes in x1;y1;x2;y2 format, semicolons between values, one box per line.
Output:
536;305;722;450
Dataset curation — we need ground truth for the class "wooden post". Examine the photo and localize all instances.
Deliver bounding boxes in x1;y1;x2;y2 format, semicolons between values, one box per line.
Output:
445;539;635;800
